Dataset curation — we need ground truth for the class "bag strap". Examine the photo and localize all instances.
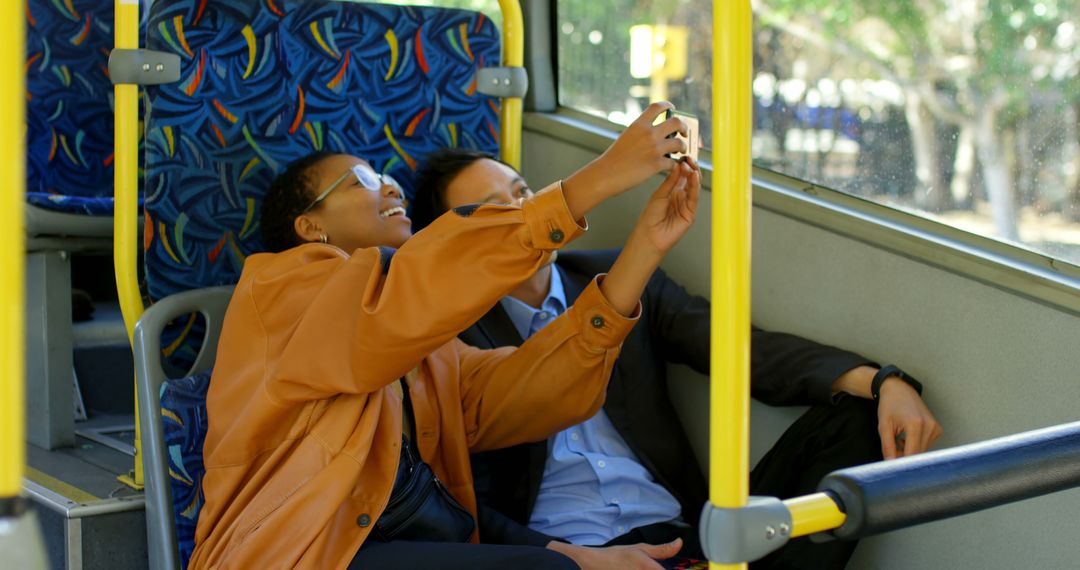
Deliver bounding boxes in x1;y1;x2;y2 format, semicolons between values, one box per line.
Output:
400;379;415;441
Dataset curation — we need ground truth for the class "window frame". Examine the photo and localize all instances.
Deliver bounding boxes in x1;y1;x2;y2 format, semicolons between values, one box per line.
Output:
525;110;1080;316
540;0;1080;312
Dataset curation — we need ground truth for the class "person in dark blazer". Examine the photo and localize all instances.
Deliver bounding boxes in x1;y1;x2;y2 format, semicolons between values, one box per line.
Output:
411;149;942;569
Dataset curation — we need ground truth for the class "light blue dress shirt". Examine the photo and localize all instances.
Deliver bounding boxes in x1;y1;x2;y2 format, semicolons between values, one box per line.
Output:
499;264;567;341
501;265;682;545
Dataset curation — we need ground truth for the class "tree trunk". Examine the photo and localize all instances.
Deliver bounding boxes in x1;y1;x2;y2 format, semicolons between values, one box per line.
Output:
904;93;943;211
951;122;976;208
974;110;1020;242
1070;101;1080;221
1011;121;1034;208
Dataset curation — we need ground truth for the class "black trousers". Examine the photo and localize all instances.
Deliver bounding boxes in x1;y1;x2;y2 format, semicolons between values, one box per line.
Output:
350;397;879;569
348;540;578;569
604;396;882;569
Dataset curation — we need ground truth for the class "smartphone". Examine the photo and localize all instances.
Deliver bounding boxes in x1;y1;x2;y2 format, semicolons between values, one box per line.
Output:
665;109;699;163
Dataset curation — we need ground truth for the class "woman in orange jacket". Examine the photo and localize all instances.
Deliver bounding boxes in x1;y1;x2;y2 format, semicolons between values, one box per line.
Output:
188;103;703;570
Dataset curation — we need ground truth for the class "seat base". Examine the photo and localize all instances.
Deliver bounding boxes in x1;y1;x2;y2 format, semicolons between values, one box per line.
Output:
26;250;75;450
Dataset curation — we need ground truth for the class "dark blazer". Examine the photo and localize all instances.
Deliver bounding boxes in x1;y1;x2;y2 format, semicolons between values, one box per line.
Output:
470;250;874;546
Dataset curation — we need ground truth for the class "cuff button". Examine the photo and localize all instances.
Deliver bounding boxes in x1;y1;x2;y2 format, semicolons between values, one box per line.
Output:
590;316;605;328
549;229;565;243
357;514;372;528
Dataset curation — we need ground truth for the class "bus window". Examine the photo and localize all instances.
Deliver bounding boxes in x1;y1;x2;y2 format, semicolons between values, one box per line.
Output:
556;1;1080;269
557;1;713;148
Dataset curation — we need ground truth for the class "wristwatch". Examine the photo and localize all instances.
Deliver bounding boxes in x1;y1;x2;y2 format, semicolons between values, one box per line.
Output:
871;365;923;403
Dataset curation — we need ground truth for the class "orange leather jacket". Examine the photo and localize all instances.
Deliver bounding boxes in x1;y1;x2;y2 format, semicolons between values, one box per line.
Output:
189;186;639;569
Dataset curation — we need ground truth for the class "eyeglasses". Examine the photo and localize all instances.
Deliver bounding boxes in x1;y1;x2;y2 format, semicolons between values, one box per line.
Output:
302;164;402;213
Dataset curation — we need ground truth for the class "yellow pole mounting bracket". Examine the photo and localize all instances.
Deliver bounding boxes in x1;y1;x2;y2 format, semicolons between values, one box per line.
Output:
699;496;793;564
108;50;182;86
476;67;528;100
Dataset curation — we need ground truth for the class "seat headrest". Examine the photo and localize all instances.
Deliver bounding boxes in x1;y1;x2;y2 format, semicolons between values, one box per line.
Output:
25;0;136;216
144;0;502;301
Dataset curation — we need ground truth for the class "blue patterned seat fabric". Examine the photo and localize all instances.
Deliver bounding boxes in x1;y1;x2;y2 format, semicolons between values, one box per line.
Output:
25;0;144;216
144;0;502;303
160;369;212;569
144;2;503;560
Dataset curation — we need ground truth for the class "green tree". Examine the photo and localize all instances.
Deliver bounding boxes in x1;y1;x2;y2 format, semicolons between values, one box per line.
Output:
755;0;1072;241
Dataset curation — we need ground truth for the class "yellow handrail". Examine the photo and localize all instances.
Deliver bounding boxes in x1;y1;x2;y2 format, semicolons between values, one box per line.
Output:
0;0;27;500
114;0;145;489
710;1;752;569
496;0;524;169
784;493;847;538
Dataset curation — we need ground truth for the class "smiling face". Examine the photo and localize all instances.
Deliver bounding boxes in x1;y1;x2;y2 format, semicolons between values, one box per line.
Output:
442;158;533;210
293;154;413;252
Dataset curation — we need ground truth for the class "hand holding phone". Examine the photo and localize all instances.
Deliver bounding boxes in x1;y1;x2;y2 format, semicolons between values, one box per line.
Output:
665;110;699;163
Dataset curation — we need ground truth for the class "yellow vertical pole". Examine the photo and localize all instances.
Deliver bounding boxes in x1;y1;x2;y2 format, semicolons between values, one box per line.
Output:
0;0;28;501
496;0;524;169
710;1;752;569
114;0;145;489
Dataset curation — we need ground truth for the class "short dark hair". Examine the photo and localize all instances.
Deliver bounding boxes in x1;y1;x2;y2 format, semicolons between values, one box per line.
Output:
411;148;498;232
260;151;338;253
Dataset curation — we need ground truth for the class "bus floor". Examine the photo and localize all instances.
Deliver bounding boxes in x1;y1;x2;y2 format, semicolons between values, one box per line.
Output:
25;424;147;570
23;299;148;570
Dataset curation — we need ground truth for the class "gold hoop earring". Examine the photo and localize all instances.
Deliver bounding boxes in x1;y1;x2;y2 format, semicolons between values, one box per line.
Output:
319;234;328;244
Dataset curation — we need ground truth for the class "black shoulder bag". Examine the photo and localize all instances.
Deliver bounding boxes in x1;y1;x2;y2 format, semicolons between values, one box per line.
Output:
369;381;476;543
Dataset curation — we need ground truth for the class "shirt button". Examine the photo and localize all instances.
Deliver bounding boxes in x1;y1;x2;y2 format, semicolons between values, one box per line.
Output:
357;514;371;528
538;311;551;320
570;432;580;441
611;498;620;504
590;316;605;328
617;526;627;533
549;229;565;243
597;460;606;469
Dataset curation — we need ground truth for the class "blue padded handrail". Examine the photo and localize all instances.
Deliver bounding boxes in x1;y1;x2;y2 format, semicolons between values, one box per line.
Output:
818;420;1080;540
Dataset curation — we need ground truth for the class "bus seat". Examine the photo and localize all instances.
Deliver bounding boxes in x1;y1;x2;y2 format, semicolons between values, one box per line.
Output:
133;286;233;570
143;0;502;370
143;0;502;304
26;0;128;221
23;0;147;448
160;372;211;570
136;2;504;564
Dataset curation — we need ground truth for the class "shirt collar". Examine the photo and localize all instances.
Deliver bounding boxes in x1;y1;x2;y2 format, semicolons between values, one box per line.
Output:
500;264;567;340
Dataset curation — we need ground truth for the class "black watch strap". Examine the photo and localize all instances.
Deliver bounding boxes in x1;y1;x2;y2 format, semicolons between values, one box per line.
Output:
871;365;923;403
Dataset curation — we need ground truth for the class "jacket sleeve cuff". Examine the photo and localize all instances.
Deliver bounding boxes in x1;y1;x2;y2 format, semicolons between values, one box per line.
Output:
522;181;588;250
820;359;881;405
570;275;640;350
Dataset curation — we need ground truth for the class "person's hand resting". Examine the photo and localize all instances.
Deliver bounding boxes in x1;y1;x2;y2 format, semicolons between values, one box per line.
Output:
547;538;683;570
877;377;942;458
832;366;943;459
